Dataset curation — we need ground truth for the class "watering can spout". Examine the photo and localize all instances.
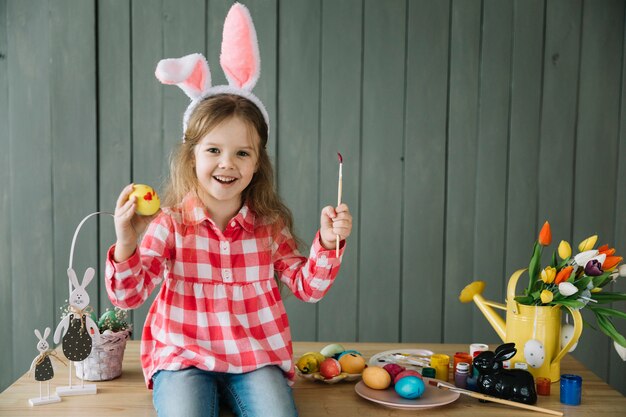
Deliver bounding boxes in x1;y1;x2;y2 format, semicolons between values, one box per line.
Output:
459;281;507;342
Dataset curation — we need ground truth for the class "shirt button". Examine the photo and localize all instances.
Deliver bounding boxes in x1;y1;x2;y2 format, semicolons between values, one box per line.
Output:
231;221;236;227
222;269;232;281
220;241;230;253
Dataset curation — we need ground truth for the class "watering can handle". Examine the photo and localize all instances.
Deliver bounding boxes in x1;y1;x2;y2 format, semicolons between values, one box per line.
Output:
552;307;583;364
506;268;583;364
506;268;527;309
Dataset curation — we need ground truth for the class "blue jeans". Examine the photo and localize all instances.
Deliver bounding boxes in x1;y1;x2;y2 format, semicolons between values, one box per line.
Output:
152;366;298;417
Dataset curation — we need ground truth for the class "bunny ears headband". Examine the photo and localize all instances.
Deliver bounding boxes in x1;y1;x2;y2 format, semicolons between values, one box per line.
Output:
155;2;269;139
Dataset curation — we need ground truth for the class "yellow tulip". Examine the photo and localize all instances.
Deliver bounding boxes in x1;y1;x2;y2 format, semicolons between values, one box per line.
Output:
558;240;571;260
540;266;556;284
540;290;554;303
578;235;598;252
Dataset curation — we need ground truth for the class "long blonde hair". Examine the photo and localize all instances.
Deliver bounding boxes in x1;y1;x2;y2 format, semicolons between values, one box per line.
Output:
162;94;297;241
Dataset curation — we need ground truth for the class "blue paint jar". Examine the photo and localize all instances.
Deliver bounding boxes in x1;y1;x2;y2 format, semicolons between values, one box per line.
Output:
560;374;582;405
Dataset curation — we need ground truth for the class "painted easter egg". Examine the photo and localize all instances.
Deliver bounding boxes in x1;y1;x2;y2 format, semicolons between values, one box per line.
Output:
131;184;160;216
362;366;391;390
394;376;425;399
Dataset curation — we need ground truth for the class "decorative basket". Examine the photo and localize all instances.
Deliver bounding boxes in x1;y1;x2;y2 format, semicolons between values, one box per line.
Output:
75;328;132;381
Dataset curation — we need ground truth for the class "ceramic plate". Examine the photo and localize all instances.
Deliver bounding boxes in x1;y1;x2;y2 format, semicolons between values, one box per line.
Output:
296;370;361;384
369;349;434;370
354;377;460;410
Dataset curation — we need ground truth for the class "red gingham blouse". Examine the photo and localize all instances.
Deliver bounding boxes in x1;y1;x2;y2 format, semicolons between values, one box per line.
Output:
105;193;344;388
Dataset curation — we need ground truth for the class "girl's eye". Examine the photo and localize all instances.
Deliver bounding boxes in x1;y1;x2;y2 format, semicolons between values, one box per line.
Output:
207;148;219;154
237;151;250;157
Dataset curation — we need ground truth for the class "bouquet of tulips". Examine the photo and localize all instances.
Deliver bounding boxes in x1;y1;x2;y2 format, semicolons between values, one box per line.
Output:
515;221;626;355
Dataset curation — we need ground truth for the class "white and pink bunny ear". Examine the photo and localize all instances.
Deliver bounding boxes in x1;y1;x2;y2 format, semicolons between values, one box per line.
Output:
221;3;260;91
155;53;212;100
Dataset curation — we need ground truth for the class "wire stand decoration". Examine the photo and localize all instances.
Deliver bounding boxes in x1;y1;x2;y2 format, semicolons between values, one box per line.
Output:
54;211;114;396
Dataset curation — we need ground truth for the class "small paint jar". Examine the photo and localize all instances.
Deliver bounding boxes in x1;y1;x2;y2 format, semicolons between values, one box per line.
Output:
469;343;489;357
421;367;436;378
453;352;473;374
560;374;582;405
430;354;450;382
454;362;470;389
536;377;551;396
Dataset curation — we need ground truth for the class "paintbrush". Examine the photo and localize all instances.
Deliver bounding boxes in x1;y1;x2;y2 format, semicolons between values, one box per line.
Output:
428;380;563;416
336;152;343;257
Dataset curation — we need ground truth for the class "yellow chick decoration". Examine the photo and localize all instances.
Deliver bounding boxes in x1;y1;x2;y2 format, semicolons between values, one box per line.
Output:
131;184;160;216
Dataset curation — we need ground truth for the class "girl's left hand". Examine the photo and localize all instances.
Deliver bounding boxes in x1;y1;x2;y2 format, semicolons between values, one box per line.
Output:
320;203;352;250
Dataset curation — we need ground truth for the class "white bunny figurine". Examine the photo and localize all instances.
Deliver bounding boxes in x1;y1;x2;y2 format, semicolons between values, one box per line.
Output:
28;327;62;405
54;268;100;371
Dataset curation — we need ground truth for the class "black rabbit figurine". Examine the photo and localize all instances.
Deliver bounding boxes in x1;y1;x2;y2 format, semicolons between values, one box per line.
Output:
473;343;537;405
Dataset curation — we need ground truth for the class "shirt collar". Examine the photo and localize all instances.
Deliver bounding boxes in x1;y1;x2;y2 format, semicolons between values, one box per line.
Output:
178;193;255;232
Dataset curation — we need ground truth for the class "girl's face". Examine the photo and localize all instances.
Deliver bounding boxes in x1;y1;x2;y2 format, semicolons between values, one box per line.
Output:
193;116;259;211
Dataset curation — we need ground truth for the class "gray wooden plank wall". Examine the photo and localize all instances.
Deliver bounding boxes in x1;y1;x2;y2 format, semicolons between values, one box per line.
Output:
1;0;625;396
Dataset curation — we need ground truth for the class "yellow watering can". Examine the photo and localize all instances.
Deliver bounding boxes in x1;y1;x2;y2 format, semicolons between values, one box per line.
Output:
460;269;583;382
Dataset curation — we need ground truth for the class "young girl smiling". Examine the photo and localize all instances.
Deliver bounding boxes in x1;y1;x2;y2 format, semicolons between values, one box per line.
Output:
104;5;352;416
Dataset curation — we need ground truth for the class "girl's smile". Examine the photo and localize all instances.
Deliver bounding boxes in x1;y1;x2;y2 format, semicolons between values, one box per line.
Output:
194;116;259;212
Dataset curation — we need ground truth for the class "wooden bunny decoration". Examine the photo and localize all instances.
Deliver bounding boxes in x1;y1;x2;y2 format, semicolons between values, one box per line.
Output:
54;267;100;395
28;327;62;406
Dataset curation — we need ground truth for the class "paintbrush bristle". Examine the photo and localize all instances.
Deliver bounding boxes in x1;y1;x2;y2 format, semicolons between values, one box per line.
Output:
428;380;439;387
337;152;343;163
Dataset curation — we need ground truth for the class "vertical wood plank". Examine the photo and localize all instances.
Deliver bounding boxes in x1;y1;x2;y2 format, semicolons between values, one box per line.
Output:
401;0;449;342
444;0;481;342
537;0;581;242
50;0;99;327
7;0;54;377
505;0;544;279
97;0;132;314
358;0;406;342
277;0;321;341
317;0;362;342
472;0;514;342
571;0;624;383
611;0;626;394
206;0;230;88
131;0;163;335
0;0;13;393
162;0;205;158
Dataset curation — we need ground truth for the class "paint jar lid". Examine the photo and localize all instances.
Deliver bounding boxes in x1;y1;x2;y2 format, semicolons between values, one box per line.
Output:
456;362;470;372
421;367;436;378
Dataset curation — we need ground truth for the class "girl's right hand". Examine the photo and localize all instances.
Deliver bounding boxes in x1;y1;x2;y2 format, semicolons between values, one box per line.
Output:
113;184;157;262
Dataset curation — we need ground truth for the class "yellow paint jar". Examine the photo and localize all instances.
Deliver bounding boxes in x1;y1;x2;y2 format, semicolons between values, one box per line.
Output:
430;354;450;382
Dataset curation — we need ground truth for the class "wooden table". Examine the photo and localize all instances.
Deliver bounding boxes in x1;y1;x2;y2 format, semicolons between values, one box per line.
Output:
1;341;625;416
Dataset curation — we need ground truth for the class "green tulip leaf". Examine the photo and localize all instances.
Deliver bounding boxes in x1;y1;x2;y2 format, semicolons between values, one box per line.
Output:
591;293;626;302
595;314;626;347
590;307;626;320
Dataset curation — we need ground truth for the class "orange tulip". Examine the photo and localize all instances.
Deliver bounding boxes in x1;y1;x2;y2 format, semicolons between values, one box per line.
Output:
538;221;552;246
602;256;623;271
598;244;616;256
555;266;574;284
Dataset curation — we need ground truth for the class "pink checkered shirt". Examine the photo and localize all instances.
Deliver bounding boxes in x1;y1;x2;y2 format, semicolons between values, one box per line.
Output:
105;193;344;388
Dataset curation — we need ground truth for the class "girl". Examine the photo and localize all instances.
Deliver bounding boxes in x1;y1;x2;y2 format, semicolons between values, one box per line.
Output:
105;6;351;416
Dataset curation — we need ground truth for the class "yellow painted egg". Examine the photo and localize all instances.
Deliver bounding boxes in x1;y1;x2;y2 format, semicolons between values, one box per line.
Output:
131;184;160;216
362;366;391;390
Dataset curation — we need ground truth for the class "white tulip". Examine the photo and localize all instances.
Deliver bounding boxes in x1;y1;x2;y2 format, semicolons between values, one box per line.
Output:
558;282;578;297
573;250;599;267
619;264;626;277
